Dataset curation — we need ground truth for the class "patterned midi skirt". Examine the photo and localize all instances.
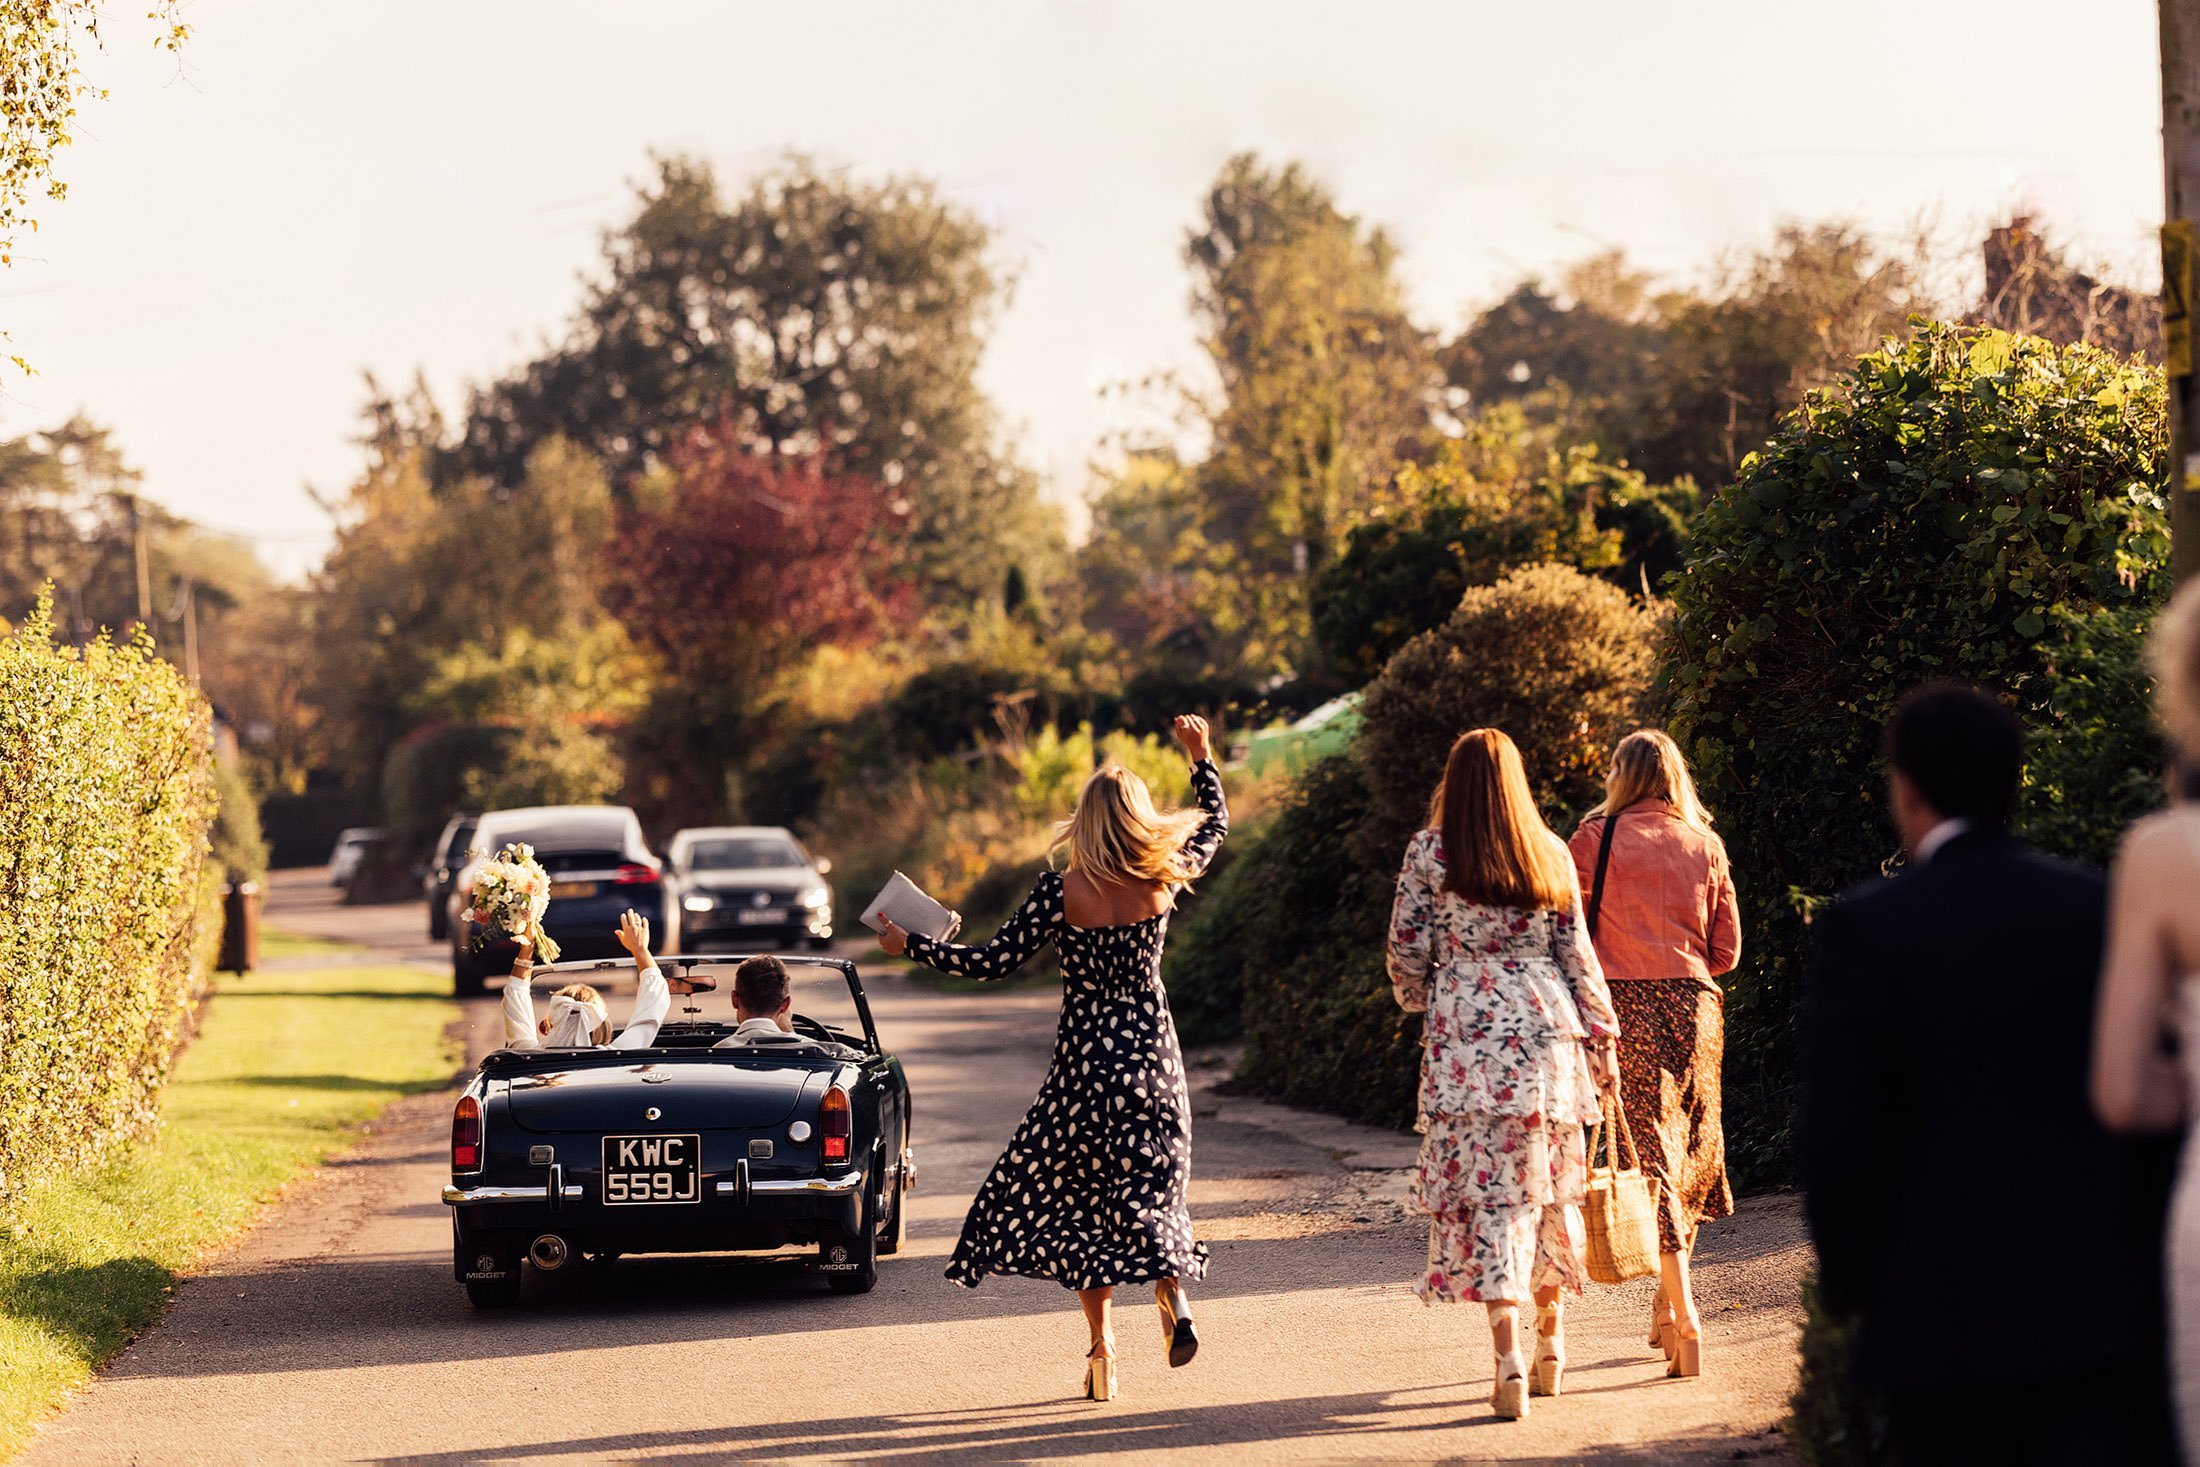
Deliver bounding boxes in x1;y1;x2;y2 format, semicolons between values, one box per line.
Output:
1610;979;1734;1254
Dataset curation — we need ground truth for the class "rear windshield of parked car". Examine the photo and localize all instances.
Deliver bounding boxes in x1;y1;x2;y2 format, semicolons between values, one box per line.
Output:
689;837;807;870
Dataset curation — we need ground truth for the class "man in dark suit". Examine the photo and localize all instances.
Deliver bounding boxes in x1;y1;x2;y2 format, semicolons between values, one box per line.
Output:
1801;683;2174;1465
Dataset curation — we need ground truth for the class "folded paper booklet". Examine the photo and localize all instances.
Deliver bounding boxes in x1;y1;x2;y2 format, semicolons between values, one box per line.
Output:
860;870;962;941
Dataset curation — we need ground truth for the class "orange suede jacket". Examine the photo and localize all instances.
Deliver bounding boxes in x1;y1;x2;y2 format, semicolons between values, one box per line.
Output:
1566;804;1740;988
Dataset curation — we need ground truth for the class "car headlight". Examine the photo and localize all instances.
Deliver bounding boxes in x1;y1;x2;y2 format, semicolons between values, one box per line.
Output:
681;892;716;913
801;885;830;909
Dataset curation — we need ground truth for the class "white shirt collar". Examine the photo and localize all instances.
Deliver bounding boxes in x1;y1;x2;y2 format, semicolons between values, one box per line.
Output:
1914;817;1973;865
732;1016;789;1036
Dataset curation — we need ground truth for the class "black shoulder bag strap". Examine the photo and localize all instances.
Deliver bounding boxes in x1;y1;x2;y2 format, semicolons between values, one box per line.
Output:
1586;804;1632;938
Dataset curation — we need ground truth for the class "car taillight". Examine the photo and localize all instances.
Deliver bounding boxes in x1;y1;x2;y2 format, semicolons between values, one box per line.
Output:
820;1086;851;1164
614;863;660;886
452;1094;482;1172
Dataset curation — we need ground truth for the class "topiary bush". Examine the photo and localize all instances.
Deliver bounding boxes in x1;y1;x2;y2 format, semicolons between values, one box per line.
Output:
0;599;217;1208
1356;562;1663;866
1665;322;2168;1192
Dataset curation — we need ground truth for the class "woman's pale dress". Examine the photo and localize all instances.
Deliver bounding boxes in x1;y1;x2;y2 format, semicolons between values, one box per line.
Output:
1387;829;1621;1303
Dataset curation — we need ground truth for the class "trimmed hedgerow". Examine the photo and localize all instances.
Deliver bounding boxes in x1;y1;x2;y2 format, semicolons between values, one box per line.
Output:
1665;322;2168;1195
0;599;217;1206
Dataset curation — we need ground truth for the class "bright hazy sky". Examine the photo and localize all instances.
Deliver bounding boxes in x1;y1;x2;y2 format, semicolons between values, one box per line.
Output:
8;0;2167;578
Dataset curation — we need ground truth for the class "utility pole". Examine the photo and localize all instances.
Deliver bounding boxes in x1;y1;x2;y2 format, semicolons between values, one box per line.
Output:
2164;0;2200;584
128;495;153;629
180;579;199;683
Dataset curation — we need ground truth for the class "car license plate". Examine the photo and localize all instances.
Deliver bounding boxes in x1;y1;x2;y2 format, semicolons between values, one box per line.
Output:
600;1133;701;1205
550;880;599;899
735;908;785;925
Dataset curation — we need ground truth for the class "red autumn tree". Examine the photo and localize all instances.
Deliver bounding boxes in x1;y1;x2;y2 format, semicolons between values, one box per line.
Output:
607;423;912;688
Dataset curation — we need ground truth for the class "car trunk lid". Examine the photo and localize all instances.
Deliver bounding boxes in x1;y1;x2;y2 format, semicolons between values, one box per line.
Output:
503;1060;814;1133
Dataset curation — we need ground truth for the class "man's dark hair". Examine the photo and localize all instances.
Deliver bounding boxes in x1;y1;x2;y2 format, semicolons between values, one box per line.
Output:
1884;682;2025;827
733;954;792;1015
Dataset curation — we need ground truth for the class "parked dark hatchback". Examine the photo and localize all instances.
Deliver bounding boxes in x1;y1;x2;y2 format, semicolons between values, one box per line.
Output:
442;953;912;1307
447;805;663;995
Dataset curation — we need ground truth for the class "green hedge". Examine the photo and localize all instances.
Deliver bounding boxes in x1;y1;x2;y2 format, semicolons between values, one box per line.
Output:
1665;323;2168;1190
0;602;216;1205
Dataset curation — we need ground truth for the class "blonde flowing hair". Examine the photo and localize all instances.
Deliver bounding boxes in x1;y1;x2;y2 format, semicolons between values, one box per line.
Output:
1051;763;1209;887
2153;578;2200;763
1587;729;1712;831
1423;729;1575;911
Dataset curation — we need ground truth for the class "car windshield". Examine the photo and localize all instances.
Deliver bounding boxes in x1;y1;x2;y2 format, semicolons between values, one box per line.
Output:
671;958;862;1042
687;836;807;870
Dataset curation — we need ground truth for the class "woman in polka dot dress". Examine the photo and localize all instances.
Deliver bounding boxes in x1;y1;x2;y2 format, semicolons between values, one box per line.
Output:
878;714;1227;1403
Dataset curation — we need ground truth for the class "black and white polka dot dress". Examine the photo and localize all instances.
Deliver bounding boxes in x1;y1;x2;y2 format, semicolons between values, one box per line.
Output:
907;758;1229;1292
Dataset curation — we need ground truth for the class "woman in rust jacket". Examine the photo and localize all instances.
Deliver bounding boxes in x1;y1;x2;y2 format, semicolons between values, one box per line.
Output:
1567;730;1740;1381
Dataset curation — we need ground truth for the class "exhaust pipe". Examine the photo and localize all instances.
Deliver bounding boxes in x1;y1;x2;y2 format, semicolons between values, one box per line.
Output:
529;1234;571;1271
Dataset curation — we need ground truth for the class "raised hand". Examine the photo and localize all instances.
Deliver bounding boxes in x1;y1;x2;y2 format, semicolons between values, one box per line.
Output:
615;909;652;963
1171;714;1213;763
877;917;909;958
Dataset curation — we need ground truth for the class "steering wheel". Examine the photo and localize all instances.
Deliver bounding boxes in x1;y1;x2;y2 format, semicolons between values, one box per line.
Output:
791;1012;839;1044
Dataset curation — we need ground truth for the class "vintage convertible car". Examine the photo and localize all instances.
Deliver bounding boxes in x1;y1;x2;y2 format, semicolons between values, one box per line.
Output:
442;953;912;1308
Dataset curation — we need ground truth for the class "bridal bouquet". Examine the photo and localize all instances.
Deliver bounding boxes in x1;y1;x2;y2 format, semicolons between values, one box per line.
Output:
464;842;561;962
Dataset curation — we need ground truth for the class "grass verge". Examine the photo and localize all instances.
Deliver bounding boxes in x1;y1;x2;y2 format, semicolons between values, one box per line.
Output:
0;929;457;1459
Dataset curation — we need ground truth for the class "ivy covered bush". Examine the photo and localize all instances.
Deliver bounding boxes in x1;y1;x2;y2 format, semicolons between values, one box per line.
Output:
1666;322;2168;1192
0;601;217;1205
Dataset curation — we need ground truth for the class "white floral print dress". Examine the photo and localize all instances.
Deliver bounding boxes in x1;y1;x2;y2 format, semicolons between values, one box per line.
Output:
1387;828;1621;1304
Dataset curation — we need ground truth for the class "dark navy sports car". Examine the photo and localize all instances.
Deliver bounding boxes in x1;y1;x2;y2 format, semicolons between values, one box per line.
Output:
442;954;912;1308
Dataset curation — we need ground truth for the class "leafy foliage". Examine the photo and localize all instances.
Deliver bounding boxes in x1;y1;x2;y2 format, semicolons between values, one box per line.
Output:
1174;755;1419;1125
310;427;620;798
1312;405;1695;679
1665;322;2169;1186
1356;563;1663;865
1012;724;1190;823
0;2;187;277
0;596;215;1208
454;154;1061;611
607;432;912;825
208;757;269;885
1446;228;1930;488
1789;1275;1891;1467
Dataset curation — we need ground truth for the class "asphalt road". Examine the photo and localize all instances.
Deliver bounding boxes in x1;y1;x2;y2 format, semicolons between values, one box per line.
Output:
20;869;1807;1465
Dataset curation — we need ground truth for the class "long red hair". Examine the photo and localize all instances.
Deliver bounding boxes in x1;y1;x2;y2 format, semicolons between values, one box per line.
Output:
1426;728;1574;911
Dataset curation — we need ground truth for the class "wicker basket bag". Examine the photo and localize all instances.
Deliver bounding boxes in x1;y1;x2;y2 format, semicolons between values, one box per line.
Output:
1584;1095;1662;1284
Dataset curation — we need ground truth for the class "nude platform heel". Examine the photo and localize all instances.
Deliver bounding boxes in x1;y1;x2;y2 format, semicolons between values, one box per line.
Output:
1084;1338;1117;1401
1531;1299;1564;1397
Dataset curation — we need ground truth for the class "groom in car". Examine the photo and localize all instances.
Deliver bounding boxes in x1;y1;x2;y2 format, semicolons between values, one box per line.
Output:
714;955;818;1047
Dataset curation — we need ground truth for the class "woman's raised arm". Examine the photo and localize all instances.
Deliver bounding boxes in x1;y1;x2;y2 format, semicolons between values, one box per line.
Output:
499;940;543;1050
897;876;1062;982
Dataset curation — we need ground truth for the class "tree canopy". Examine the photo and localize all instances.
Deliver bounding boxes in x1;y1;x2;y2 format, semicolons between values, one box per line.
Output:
454;154;1060;614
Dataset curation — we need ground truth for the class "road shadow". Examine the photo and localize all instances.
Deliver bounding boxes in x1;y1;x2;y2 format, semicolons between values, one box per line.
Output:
362;1392;1790;1465
106;1220;1429;1383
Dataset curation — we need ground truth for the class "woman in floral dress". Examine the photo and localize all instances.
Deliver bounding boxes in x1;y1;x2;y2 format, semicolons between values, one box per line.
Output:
1388;728;1620;1422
